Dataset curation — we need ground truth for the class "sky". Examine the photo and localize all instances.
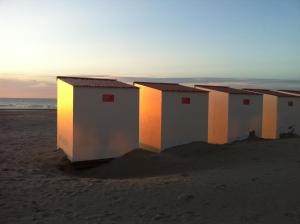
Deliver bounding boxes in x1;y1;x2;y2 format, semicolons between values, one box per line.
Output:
0;0;299;98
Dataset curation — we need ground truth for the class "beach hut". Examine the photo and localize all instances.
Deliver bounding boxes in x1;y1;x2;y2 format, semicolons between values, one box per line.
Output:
133;82;209;152
244;89;300;139
57;76;139;162
195;85;263;144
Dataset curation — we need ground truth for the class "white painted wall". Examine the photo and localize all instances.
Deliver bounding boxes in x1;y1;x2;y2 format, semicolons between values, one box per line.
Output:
228;94;263;142
277;97;300;136
161;92;208;149
72;87;139;162
57;79;74;161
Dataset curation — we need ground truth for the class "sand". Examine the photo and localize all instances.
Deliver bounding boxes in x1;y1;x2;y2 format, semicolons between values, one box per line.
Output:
1;110;300;224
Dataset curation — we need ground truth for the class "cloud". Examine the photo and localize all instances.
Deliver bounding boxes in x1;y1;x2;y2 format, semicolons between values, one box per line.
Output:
0;75;299;98
115;76;300;90
30;82;49;88
0;78;56;98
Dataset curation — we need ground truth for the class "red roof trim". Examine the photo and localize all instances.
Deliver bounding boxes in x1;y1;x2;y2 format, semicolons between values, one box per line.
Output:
57;76;137;89
244;89;300;97
134;82;208;93
57;76;116;81
195;85;261;95
278;90;300;95
195;84;229;88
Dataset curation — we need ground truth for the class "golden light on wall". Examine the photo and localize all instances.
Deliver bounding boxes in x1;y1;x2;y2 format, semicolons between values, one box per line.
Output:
135;83;162;151
57;79;74;160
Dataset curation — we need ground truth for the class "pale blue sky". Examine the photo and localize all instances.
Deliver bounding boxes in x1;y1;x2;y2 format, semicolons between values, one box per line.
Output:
0;0;299;97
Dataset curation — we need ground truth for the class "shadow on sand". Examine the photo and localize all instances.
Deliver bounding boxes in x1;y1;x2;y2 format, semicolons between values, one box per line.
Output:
56;136;275;179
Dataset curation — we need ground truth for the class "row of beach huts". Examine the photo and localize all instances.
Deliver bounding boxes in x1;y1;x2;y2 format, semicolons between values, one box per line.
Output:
57;76;300;162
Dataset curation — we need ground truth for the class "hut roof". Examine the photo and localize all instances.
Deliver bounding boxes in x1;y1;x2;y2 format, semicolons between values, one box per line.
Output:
57;76;137;89
134;82;207;93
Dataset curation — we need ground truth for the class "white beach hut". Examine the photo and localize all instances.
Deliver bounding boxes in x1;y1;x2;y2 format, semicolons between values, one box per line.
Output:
57;76;139;162
195;85;263;144
133;82;209;152
244;89;300;139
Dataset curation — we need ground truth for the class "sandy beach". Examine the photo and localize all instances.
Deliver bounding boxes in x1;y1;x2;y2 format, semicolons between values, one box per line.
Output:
1;110;300;224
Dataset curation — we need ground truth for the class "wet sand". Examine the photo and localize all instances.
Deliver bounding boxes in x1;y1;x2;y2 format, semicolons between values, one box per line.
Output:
1;110;300;224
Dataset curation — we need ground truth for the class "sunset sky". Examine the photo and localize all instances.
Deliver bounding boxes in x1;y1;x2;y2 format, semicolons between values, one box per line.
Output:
0;0;299;98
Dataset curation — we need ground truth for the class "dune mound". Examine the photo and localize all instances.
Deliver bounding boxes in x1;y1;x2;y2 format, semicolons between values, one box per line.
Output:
58;142;223;179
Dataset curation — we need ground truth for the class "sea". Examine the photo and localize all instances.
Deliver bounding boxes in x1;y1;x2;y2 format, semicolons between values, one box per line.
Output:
0;98;56;110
